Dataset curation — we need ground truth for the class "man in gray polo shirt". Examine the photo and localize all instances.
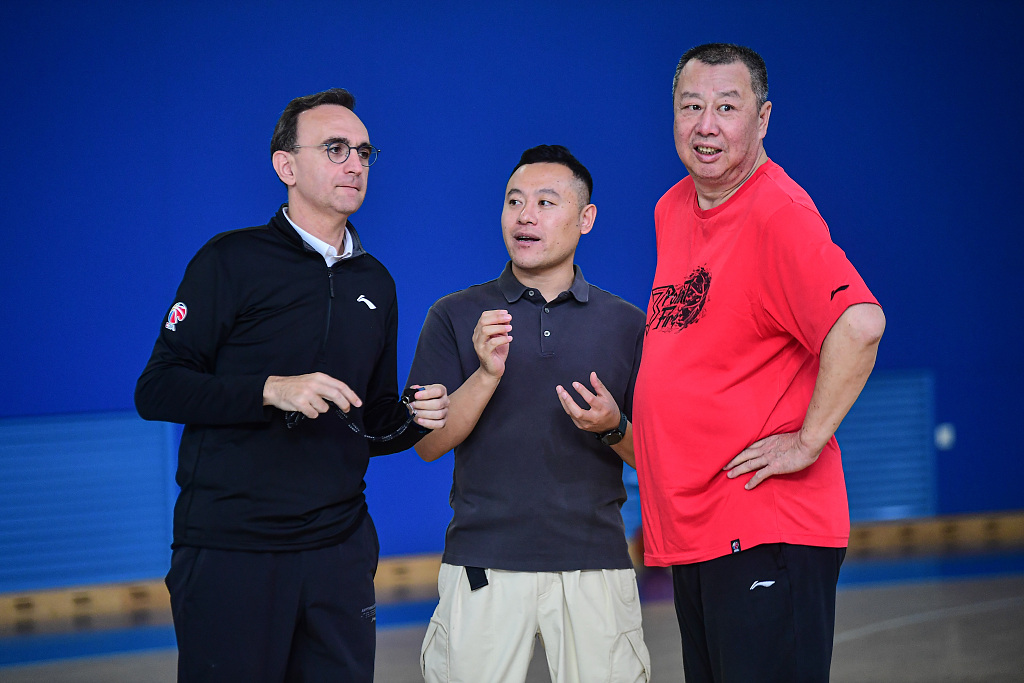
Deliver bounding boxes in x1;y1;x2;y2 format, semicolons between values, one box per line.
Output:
407;145;650;683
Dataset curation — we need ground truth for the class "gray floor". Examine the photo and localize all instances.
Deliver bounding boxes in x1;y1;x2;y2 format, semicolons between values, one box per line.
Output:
2;574;1022;682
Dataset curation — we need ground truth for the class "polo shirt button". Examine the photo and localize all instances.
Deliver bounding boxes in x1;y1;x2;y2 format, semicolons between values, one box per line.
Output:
528;290;535;296
544;330;551;337
544;307;550;313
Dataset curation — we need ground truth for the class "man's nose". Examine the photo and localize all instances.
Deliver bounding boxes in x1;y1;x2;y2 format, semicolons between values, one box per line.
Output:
695;108;718;135
341;152;364;173
518;205;536;224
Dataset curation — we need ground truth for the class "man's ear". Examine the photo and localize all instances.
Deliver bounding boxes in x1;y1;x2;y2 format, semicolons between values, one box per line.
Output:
272;149;297;187
579;203;597;236
758;100;772;140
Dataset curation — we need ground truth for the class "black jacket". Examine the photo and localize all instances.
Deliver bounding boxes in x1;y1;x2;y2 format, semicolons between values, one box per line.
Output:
136;206;420;551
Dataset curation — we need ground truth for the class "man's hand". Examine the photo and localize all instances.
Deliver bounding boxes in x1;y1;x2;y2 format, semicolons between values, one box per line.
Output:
472;310;512;380
412;313;506;462
407;383;450;430
726;303;885;490
263;373;363;419
556;371;620;433
723;431;822;490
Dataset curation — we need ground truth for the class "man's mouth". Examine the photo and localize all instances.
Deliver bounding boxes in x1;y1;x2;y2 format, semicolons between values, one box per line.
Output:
695;145;721;155
515;234;540;242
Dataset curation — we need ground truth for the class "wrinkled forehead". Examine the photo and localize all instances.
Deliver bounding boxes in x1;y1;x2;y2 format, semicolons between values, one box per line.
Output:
675;60;755;99
297;104;370;143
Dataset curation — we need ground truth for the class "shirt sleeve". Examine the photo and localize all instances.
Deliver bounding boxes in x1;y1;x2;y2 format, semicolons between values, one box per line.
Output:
406;299;468;402
134;244;270;425
622;308;645;420
364;292;428;457
756;203;880;354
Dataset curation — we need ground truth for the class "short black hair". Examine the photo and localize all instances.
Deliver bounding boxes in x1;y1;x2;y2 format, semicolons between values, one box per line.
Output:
673;43;768;109
270;88;356;156
510;144;593;205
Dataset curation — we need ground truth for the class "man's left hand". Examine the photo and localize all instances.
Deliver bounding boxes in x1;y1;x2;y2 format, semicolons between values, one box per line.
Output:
723;431;822;490
556;371;620;433
407;384;450;430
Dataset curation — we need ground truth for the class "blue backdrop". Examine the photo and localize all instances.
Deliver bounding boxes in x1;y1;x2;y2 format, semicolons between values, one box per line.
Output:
2;1;1021;557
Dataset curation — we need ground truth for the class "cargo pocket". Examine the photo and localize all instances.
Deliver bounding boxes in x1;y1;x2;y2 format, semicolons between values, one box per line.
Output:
609;627;651;683
420;617;450;682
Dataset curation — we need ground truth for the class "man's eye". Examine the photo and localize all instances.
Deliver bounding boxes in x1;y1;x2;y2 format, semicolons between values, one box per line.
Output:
356;146;372;160
720;104;733;112
508;199;522;206
539;200;553;206
327;144;347;155
682;104;701;112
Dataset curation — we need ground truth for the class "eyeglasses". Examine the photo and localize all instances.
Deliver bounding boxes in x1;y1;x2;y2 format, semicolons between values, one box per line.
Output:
290;141;379;167
284;388;417;443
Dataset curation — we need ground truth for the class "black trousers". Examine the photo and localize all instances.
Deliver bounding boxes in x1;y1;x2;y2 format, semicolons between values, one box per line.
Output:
166;514;379;683
672;543;845;683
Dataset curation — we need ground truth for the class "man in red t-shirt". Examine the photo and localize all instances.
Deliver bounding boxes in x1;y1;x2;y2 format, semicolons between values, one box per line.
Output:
633;43;886;682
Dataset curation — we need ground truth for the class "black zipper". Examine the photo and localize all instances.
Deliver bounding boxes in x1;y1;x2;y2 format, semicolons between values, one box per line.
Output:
321;266;336;354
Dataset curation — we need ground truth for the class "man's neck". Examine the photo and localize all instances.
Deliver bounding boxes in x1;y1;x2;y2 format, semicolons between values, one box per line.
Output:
285;203;350;251
694;147;768;211
512;263;575;303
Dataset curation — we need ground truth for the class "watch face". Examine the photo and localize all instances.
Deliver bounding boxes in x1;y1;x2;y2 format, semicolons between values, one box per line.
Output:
599;411;628;446
600;431;624;446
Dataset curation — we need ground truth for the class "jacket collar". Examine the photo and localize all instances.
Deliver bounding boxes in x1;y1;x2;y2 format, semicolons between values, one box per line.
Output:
270;204;367;258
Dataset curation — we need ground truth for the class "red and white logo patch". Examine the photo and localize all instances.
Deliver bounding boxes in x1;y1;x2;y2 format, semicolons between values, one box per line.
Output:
165;302;188;331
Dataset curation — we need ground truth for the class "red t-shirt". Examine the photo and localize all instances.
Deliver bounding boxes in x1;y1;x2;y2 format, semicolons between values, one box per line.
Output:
634;160;880;566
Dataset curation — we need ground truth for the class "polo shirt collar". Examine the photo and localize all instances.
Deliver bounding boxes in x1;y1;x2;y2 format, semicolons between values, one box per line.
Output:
497;262;590;304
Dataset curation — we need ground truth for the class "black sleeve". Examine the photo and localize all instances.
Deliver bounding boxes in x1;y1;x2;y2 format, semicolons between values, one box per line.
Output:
406;301;465;398
134;244;270;425
364;289;427;456
623;308;646;420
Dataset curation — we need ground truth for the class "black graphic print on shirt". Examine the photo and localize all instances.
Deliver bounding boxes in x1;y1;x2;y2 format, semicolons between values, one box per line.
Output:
646;266;711;334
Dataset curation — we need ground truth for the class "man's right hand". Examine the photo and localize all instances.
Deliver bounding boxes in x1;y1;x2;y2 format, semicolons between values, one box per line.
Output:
472;310;512;379
413;310;509;462
263;373;363;419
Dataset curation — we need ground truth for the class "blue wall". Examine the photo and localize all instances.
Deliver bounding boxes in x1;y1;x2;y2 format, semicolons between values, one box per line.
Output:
1;1;1021;557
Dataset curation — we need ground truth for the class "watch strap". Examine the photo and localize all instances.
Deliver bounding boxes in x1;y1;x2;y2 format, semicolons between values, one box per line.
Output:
597;410;628;445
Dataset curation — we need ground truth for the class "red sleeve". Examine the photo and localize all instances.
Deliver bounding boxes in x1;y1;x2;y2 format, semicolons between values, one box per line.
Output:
756;203;880;354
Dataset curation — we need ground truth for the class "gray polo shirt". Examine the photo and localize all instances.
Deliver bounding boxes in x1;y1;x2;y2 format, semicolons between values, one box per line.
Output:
407;263;645;571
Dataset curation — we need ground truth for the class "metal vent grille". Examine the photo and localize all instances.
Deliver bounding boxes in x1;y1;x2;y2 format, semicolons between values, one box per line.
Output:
837;371;937;522
0;412;176;593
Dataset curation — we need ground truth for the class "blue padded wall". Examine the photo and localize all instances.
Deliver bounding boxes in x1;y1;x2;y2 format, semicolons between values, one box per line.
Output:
837;371;937;523
0;413;177;593
1;1;1022;526
0;371;937;593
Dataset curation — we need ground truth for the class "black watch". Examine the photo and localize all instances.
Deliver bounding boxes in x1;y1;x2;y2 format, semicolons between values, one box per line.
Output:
597;410;628;446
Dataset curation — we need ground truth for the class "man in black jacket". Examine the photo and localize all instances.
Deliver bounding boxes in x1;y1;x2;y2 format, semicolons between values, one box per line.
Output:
136;88;449;683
